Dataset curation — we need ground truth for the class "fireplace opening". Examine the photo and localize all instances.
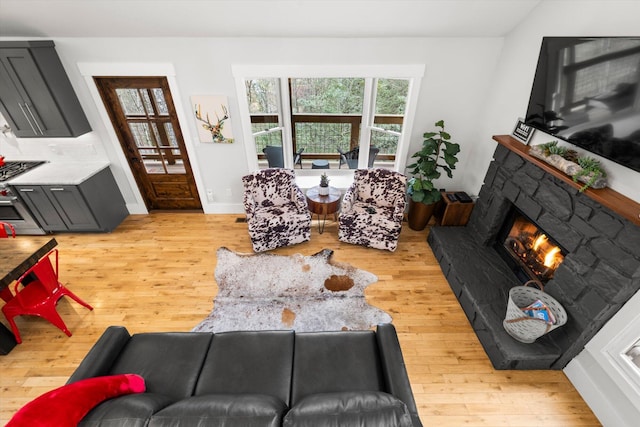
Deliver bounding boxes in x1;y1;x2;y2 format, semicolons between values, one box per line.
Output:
495;208;566;286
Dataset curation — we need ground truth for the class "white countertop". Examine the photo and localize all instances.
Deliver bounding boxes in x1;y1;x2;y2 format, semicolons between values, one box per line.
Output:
8;161;111;185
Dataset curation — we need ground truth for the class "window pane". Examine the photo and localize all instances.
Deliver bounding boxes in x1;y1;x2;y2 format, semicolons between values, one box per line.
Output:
371;128;399;156
254;129;283;155
296;122;352;154
290;78;364;114
246;79;279;114
376;79;409;115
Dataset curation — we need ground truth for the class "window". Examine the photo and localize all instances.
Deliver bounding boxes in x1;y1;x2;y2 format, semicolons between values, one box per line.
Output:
234;65;424;176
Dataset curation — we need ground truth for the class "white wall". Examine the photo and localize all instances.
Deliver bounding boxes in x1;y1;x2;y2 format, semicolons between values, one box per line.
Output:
2;1;638;213
565;288;640;426
469;0;640;204
0;37;503;213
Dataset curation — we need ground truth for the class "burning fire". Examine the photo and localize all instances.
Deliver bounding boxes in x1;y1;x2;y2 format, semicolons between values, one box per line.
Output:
505;222;565;282
544;246;562;268
532;234;563;268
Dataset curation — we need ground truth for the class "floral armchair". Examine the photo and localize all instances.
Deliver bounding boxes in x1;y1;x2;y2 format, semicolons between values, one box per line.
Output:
242;168;312;252
338;168;407;252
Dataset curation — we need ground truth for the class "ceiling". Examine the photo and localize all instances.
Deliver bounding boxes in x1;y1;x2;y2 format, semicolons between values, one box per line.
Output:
0;0;547;38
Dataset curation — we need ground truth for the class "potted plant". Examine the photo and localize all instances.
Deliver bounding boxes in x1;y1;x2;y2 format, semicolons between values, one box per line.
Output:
406;120;460;230
319;173;330;195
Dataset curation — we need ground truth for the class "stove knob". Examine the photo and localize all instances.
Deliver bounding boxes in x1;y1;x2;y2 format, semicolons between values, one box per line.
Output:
0;190;7;196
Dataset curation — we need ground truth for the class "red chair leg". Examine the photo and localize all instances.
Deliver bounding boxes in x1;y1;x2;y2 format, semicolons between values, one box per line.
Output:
60;287;94;311
0;287;13;303
40;304;72;337
2;309;22;344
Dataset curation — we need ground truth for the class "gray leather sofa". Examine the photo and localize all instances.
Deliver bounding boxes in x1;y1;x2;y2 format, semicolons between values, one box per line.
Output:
68;323;422;426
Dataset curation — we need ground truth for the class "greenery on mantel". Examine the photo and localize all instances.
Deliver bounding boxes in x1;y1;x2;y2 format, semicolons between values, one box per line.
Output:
533;141;607;192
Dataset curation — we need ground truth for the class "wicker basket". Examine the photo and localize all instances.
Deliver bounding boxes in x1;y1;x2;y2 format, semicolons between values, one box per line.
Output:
503;286;567;343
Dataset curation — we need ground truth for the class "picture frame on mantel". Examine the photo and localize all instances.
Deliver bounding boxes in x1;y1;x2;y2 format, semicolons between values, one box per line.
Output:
512;118;535;145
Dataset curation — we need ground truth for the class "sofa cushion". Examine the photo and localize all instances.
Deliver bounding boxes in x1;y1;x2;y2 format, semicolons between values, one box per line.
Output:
79;393;175;427
148;394;288;427
283;391;414;427
290;331;384;406
195;331;294;404
108;332;212;400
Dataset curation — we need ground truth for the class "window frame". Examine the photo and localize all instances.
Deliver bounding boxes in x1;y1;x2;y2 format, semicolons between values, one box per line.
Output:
233;64;425;177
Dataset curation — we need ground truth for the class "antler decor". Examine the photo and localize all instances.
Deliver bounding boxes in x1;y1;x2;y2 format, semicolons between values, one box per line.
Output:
194;104;232;143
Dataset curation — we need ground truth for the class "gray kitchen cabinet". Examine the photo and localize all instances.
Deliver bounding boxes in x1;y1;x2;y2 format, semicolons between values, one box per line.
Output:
14;167;128;232
0;40;91;137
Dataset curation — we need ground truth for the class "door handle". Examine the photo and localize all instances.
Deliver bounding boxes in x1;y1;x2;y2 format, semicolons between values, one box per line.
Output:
18;103;39;134
49;188;65;191
23;103;44;135
19;188;34;192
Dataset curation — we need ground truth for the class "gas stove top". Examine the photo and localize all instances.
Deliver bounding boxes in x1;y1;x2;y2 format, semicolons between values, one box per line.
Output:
0;161;46;183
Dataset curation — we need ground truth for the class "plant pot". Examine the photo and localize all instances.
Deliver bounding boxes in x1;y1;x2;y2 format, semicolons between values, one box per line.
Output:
407;199;436;231
318;186;329;196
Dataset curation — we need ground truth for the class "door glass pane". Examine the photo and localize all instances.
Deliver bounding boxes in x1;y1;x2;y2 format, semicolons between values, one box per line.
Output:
140;149;163;174
160;148;186;174
141;90;155;116
116;89;145;116
164;123;179;147
129;123;156;148
152;88;169;115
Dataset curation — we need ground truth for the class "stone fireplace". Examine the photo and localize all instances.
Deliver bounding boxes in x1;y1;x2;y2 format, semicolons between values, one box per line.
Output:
428;135;640;370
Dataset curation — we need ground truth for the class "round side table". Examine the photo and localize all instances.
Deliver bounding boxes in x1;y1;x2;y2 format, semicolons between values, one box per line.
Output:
306;186;341;234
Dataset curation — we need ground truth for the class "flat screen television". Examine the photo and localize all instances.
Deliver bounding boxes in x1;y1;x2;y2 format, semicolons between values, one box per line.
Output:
524;37;640;173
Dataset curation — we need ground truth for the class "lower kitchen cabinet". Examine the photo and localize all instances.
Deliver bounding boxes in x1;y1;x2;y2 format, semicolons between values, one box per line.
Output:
15;167;128;232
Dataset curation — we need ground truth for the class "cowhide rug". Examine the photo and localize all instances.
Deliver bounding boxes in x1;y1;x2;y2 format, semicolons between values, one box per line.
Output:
192;247;392;333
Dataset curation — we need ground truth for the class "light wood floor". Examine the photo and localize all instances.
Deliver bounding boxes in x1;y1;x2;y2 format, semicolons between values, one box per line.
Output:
0;213;601;426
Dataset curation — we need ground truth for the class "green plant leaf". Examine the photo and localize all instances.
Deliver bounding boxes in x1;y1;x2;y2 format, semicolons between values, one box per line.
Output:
443;142;460;156
434;119;444;128
440;131;451;140
411;190;425;203
422;138;438;153
423;132;437;139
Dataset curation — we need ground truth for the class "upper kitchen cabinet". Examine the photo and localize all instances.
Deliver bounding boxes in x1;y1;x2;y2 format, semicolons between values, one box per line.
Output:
0;41;91;137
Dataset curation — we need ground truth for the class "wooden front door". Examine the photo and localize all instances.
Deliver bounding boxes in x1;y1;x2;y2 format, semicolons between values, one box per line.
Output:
95;77;201;210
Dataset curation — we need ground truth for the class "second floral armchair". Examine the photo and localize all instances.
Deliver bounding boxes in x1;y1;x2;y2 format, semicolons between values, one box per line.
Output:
338;168;407;252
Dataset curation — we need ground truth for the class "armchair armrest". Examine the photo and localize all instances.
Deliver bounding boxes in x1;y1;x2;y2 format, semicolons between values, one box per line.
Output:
376;323;422;427
292;185;308;212
392;196;407;222
243;189;256;220
67;326;131;384
341;182;358;213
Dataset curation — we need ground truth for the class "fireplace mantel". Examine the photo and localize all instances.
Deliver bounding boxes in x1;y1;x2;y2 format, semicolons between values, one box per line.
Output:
493;135;640;226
